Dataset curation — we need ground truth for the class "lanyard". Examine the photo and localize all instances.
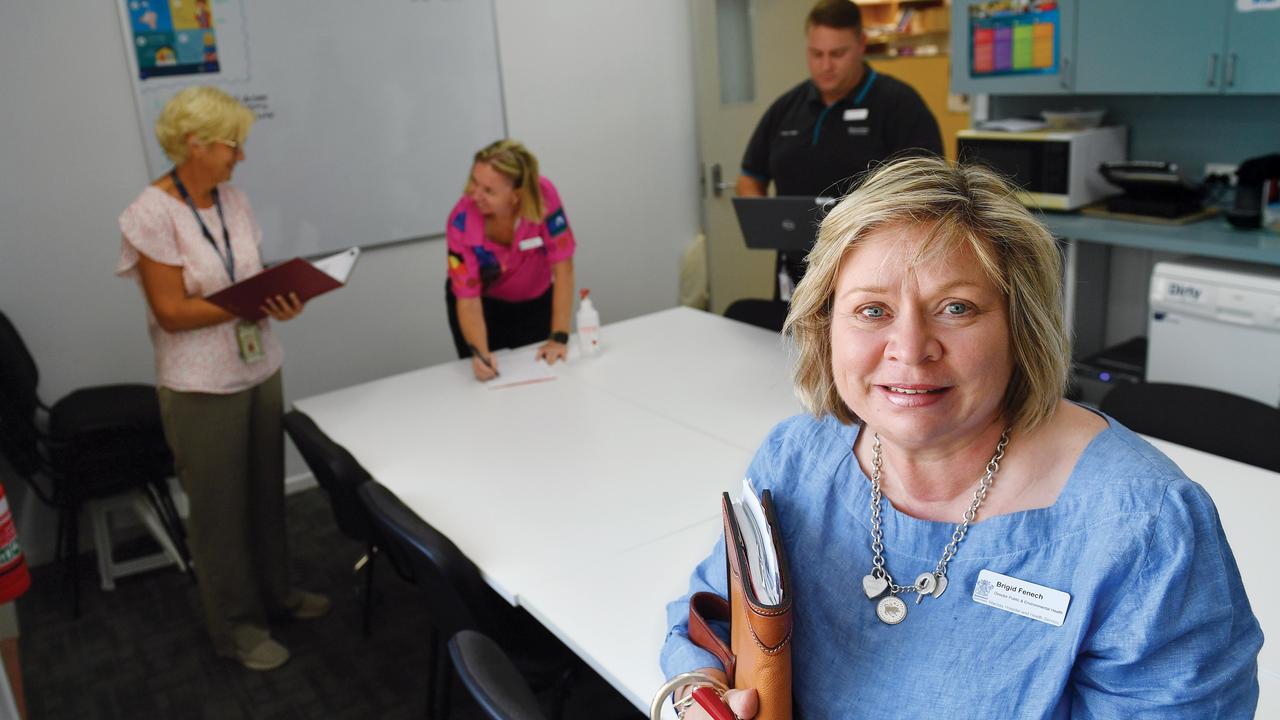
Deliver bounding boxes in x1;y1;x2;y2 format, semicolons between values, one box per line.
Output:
170;169;236;282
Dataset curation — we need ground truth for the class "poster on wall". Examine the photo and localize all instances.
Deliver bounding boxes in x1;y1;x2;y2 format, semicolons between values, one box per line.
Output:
968;1;1059;78
125;0;223;79
113;0;507;262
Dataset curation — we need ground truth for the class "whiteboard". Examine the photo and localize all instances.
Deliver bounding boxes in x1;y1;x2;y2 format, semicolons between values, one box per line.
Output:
116;0;506;262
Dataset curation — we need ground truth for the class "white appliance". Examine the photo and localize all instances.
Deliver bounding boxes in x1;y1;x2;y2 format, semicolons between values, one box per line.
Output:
1148;258;1280;406
956;125;1127;210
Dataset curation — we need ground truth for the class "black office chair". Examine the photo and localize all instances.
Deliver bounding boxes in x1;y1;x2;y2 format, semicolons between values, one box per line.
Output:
450;630;548;720
723;299;789;333
1100;381;1280;473
357;481;576;720
0;310;188;616
282;409;406;636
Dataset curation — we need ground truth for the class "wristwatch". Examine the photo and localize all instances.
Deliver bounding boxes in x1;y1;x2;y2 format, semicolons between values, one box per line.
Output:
549;331;570;345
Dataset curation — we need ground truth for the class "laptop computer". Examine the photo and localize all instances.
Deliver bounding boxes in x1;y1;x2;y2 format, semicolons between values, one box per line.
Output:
731;196;833;252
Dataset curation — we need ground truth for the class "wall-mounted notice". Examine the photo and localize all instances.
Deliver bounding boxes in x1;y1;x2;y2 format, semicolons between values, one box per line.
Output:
969;1;1059;78
116;0;507;262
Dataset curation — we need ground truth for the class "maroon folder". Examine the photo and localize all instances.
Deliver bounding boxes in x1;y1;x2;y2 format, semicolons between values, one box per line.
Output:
205;249;358;320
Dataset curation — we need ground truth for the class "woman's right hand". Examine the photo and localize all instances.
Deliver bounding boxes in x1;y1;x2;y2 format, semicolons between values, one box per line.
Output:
471;353;499;381
681;687;757;719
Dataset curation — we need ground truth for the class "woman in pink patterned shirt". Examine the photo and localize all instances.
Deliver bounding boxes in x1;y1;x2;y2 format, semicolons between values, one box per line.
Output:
117;86;326;671
445;140;577;381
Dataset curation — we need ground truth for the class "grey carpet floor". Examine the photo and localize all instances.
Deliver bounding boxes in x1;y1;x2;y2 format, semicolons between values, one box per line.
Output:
16;488;644;720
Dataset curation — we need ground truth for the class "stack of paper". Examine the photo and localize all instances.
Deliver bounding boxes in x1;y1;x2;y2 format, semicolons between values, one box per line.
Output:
732;477;783;604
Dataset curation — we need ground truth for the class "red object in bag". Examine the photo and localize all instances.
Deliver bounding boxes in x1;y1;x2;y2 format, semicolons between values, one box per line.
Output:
0;484;31;603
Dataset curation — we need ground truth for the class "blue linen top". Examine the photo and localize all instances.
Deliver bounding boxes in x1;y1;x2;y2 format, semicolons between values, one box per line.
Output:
660;414;1263;718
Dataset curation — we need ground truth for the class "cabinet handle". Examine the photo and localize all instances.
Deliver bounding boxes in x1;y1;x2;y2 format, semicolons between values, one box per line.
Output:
1225;53;1237;88
1060;56;1070;90
1207;53;1218;87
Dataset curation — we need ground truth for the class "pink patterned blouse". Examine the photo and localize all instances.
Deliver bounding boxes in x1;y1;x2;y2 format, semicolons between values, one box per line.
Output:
117;184;284;394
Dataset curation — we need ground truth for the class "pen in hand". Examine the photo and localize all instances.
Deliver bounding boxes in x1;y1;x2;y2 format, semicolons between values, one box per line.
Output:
467;344;500;378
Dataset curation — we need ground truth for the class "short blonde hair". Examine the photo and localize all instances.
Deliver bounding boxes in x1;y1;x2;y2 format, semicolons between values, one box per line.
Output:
468;139;545;222
785;155;1070;432
154;86;254;165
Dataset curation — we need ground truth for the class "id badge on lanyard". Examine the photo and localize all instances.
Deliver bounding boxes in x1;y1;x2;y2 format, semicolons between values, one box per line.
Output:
236;321;266;364
171;169;265;364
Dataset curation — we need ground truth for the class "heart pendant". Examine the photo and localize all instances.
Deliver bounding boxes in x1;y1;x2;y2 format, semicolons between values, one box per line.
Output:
862;574;888;599
932;574;948;599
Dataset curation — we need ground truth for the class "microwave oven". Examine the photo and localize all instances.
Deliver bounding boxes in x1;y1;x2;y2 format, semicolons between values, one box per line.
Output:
957;126;1127;210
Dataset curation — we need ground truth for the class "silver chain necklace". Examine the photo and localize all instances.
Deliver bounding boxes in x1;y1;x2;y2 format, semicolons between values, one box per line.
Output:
860;428;1010;625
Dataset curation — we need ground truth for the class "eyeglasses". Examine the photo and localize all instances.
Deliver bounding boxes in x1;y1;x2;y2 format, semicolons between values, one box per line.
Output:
212;138;244;151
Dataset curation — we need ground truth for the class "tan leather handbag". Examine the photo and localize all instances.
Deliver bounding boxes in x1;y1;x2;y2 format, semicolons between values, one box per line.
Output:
687;490;793;720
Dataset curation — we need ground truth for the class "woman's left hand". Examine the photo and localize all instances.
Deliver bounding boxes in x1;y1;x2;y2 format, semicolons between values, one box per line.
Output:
536;339;568;364
261;292;304;322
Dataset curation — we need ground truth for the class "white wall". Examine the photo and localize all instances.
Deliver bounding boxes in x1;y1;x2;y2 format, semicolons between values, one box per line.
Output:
0;1;698;564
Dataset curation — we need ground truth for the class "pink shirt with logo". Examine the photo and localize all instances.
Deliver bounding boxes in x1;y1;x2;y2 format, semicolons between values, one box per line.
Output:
446;176;576;302
117;184;284;395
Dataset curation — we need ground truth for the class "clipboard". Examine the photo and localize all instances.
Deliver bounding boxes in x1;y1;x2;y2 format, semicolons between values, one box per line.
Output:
206;247;360;320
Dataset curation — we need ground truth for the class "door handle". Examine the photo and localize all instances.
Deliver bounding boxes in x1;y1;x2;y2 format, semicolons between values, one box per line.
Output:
1207;53;1218;87
711;163;732;197
1225;53;1237;88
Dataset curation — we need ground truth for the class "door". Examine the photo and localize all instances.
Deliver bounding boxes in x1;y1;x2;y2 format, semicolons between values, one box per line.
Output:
691;0;811;314
1224;1;1280;94
1073;0;1226;94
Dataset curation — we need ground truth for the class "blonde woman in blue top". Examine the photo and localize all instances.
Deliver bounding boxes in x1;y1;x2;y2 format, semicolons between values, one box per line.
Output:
661;156;1261;719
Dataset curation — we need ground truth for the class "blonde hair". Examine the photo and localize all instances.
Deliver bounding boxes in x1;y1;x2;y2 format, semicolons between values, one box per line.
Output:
468;139;545;222
154;86;254;165
785;155;1070;432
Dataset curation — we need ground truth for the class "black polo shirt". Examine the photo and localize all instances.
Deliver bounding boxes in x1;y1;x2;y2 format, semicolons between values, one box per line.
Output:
741;65;943;197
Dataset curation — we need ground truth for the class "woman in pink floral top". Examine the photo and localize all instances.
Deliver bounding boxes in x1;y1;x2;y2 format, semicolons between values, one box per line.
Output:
117;86;326;671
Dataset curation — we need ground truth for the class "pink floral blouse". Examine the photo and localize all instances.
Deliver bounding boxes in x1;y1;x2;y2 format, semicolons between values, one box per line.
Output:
117;184;283;394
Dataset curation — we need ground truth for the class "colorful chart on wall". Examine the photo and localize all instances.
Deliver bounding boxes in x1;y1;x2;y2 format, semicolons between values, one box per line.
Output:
126;0;220;79
968;1;1059;78
115;0;507;262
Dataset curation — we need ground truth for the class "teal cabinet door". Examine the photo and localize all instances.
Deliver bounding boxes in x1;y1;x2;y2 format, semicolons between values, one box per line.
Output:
1073;0;1227;94
1224;2;1280;93
949;0;1076;95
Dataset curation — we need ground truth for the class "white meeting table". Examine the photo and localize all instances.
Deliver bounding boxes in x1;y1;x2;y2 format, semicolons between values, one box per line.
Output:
295;307;1275;717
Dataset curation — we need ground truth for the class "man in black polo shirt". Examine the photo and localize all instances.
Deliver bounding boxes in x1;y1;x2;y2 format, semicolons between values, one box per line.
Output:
736;0;943;299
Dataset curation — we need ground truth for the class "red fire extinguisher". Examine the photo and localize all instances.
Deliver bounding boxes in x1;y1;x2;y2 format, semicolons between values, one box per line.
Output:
0;484;31;603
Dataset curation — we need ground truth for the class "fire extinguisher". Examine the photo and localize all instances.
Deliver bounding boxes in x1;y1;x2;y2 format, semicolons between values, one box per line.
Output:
0;484;31;603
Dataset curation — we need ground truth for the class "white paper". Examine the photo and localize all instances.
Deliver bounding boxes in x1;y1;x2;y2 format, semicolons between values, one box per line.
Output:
1238;0;1280;12
733;478;783;605
976;118;1048;132
484;347;559;389
310;247;361;283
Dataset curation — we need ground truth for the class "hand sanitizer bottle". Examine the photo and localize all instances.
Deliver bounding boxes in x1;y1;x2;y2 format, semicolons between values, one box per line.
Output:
576;288;601;357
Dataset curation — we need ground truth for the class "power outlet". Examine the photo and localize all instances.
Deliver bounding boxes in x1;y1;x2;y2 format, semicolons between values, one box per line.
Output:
1204;162;1238;185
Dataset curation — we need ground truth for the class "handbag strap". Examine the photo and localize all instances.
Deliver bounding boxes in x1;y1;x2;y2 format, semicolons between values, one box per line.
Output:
689;591;736;683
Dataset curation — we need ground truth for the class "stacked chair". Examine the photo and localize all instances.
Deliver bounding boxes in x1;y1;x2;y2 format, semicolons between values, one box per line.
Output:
0;310;188;616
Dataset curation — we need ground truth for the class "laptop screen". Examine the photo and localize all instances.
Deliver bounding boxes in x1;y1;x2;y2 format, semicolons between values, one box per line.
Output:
731;196;832;252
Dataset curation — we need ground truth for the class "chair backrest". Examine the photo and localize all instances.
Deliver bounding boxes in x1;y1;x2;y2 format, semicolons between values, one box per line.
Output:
282;410;377;543
1101;382;1280;473
448;630;547;720
723;299;788;333
356;481;504;638
0;311;44;477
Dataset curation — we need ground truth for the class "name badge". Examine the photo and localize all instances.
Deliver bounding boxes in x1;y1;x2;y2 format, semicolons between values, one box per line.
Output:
236;321;266;364
518;237;544;251
844;108;869;121
972;569;1071;627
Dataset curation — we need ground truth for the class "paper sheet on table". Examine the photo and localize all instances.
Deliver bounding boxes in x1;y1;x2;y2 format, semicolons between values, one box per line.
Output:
485;347;559;389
